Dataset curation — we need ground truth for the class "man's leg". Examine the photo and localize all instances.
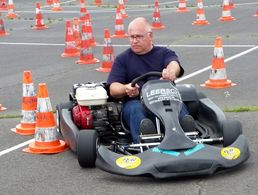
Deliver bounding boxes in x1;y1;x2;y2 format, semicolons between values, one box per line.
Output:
179;102;189;118
122;100;146;143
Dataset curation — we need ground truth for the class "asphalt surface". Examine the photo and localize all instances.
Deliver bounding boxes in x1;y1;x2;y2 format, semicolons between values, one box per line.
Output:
0;0;258;194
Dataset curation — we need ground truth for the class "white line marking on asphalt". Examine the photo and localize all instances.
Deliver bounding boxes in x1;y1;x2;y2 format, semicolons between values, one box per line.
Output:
176;45;258;83
0;42;64;46
0;139;34;157
0;42;256;48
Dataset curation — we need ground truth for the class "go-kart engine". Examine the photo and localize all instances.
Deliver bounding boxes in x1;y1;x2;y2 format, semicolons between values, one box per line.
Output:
71;83;122;131
72;103;122;131
72;104;108;131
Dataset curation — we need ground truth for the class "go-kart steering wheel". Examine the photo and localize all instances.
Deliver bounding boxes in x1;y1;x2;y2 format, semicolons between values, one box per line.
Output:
131;71;175;87
131;72;161;87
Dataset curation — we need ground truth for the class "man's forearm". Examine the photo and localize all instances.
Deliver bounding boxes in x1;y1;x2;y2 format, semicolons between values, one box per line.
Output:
109;82;127;99
166;61;181;77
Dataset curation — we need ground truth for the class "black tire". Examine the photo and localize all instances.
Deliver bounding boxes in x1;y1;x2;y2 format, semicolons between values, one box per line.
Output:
222;119;242;147
77;130;98;168
56;101;73;135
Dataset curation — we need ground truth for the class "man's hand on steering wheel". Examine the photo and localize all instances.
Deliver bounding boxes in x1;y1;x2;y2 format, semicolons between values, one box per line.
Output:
161;68;177;81
125;83;140;98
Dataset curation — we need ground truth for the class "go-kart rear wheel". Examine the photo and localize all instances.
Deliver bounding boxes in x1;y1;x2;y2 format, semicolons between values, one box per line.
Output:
77;130;98;168
56;101;73;135
222;119;242;147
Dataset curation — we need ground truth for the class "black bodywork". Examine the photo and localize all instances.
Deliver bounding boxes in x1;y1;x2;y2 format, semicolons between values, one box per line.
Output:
57;72;249;178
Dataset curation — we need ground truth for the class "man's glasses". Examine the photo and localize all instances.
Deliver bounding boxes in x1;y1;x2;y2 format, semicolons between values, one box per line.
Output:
128;32;151;41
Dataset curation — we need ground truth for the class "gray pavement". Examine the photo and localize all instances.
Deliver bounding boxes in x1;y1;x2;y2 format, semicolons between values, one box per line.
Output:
0;0;258;194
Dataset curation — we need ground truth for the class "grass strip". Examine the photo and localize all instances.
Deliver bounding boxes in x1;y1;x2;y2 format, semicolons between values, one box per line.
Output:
223;106;258;112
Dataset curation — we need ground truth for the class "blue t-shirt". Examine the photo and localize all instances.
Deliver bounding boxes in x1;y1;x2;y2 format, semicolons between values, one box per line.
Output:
107;46;184;100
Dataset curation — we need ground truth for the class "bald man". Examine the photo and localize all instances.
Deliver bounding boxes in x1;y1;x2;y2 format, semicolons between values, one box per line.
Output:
107;17;187;143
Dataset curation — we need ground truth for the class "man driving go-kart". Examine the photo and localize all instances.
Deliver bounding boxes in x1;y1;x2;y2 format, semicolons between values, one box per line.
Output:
107;17;189;143
56;16;249;179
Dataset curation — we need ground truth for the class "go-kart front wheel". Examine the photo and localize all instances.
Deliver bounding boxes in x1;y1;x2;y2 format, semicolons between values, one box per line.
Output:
222;119;242;147
77;130;99;168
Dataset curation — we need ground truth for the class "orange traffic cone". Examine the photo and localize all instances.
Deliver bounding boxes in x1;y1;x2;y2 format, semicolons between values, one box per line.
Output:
0;15;9;36
117;0;128;18
72;17;81;49
83;13;97;46
192;0;209;25
45;0;53;6
96;28;114;72
23;83;67;154
152;0;165;30
201;36;236;89
51;0;62;11
32;2;48;30
0;0;8;10
5;0;18;19
94;0;102;6
76;24;100;65
79;0;87;23
61;19;80;57
11;71;37;135
219;0;235;21
176;0;189;13
111;6;127;38
0;103;7;111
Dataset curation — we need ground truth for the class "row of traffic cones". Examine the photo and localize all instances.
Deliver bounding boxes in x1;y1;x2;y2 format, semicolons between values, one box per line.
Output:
47;0;104;6
61;17;114;72
191;0;236;26
2;0;256;35
0;2;48;33
176;0;235;11
10;70;67;154
152;0;244;29
150;0;238;29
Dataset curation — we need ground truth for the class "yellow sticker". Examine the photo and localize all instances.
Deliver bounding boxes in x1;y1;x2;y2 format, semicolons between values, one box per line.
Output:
221;147;241;160
116;156;141;169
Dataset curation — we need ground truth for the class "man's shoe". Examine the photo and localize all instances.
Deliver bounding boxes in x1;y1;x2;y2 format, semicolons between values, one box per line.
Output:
180;115;196;132
139;118;157;135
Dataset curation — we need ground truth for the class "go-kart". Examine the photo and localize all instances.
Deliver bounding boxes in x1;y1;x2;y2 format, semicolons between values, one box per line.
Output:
56;72;249;179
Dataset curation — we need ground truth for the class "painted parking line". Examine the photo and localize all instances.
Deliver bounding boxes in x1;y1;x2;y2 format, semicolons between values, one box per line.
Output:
0;45;257;157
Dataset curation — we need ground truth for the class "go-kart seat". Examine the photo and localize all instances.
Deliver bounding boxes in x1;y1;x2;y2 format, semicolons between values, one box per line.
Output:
176;84;201;119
